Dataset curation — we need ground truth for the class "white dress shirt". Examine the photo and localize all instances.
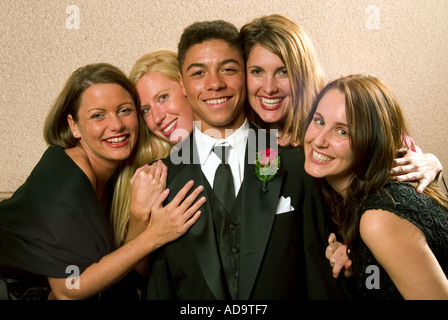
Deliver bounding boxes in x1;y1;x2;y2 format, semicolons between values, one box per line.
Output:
194;118;249;196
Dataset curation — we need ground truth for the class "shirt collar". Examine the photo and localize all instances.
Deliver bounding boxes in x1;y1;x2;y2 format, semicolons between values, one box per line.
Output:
194;118;250;165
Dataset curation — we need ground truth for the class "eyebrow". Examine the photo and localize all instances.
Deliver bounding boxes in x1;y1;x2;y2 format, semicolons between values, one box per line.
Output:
315;112;347;127
248;65;286;73
219;59;241;68
185;58;241;72
87;102;134;113
314;111;324;119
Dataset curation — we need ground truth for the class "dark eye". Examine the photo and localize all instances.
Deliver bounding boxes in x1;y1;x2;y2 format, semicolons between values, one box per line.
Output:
222;67;237;74
141;106;151;115
91;113;104;120
337;129;348;137
158;94;168;103
249;67;263;76
191;70;204;77
119;107;134;115
278;67;288;77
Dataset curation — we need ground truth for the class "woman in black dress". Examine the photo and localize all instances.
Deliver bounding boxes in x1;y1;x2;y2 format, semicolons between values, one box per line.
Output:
0;63;204;300
302;74;448;299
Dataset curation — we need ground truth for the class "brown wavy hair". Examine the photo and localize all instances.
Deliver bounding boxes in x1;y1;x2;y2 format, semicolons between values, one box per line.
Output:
240;14;325;145
304;74;448;244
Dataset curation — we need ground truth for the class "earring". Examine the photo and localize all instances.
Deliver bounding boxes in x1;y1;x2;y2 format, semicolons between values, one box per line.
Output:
73;132;77;137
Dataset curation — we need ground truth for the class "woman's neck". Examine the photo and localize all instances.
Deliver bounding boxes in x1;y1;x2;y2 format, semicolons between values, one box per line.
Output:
326;176;353;201
265;120;284;131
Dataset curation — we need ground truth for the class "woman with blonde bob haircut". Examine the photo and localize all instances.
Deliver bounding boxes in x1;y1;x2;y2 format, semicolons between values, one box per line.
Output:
303;74;448;299
240;14;325;146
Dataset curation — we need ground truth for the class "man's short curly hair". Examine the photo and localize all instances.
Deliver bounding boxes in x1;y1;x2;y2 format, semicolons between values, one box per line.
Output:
177;20;244;71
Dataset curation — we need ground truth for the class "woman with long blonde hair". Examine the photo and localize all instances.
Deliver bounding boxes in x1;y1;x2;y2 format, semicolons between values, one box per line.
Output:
111;50;194;248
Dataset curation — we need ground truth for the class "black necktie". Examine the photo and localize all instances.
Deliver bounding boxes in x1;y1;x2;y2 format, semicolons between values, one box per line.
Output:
213;145;235;213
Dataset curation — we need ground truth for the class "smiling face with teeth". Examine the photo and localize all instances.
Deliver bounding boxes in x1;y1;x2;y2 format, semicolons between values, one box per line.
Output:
179;39;246;136
68;83;139;167
304;89;355;195
246;44;291;127
136;72;194;145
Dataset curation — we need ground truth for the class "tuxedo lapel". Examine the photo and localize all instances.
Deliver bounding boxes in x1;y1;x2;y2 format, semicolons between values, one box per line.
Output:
169;134;228;299
237;127;285;300
185;167;229;300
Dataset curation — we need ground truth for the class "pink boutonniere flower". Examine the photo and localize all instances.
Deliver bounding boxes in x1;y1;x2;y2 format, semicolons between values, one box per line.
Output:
255;148;280;192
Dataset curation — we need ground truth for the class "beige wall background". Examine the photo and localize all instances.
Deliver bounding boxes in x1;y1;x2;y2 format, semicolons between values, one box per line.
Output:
1;0;447;198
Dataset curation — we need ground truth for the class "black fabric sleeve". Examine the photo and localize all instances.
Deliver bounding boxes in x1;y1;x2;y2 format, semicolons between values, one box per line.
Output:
0;146;114;278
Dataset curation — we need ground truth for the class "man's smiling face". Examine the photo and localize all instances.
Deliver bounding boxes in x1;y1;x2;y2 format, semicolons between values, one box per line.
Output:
179;39;246;135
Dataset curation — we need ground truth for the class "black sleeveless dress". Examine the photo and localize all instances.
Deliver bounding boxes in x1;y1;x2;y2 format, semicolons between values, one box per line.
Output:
348;181;448;300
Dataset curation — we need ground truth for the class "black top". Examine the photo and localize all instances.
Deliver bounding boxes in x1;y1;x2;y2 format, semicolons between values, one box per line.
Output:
0;146;115;299
349;181;448;300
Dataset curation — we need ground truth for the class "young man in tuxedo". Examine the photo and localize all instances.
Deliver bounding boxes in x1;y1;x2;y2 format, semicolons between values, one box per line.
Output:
145;20;350;300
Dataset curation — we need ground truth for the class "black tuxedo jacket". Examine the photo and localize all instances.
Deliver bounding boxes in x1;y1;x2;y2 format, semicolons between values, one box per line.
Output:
146;125;350;300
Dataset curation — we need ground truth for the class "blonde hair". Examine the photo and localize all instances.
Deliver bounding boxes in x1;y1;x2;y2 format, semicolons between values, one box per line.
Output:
129;49;181;84
240;14;325;145
110;50;178;247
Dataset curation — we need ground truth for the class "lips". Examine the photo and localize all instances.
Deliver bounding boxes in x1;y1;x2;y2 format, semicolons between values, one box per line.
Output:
258;96;284;110
103;135;130;147
203;97;232;110
161;118;178;136
205;97;229;105
311;149;334;164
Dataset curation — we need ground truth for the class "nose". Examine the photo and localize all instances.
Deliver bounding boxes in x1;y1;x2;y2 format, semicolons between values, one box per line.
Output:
151;105;166;125
263;76;279;95
109;113;125;131
205;71;225;91
313;129;329;148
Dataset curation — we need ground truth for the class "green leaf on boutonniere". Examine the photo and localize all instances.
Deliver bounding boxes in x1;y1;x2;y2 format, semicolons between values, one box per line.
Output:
255;148;280;185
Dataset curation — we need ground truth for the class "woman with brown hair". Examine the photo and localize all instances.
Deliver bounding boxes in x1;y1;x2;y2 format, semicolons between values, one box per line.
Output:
240;14;325;147
240;14;443;192
0;63;204;300
303;74;448;299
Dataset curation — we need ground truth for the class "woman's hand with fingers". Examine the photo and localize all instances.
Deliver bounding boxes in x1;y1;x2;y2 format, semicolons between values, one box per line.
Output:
326;233;353;278
147;180;206;247
129;161;167;223
391;148;443;193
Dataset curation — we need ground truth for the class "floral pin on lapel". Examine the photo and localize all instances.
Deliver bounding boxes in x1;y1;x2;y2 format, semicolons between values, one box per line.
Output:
255;148;280;192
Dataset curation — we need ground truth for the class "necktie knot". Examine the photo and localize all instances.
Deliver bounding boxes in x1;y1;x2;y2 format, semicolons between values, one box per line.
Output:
213;145;231;164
